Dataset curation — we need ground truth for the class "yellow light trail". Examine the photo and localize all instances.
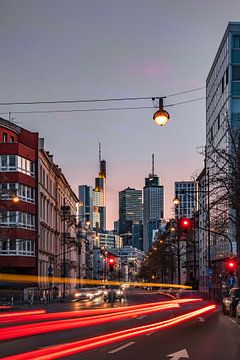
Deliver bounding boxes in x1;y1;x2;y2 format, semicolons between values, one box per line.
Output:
0;273;192;289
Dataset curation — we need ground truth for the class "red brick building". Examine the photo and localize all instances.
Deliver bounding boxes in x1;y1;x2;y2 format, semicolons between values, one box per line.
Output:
0;118;38;275
0;118;78;299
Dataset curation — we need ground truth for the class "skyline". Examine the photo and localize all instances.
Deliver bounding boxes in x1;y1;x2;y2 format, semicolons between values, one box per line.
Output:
1;1;240;228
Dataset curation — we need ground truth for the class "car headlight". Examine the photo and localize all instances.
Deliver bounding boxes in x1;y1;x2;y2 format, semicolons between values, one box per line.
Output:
74;292;80;298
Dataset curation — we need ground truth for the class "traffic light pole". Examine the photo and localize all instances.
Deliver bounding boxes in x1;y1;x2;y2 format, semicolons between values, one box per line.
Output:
177;237;181;284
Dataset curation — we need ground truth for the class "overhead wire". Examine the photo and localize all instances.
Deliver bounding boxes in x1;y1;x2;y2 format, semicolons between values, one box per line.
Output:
0;86;206;107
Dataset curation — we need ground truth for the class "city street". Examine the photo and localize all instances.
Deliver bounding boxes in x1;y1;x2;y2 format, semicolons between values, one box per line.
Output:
0;289;239;360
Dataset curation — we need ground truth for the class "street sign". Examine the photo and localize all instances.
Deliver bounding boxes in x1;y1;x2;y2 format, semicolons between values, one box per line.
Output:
206;268;213;276
226;276;237;287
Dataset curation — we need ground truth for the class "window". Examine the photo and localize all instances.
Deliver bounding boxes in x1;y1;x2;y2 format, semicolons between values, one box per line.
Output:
218;114;221;130
0;183;35;203
0;211;35;229
232;35;240;49
0;155;35;176
0;239;35;256
10;136;14;143
9;155;16;169
2;133;7;143
221;76;224;93
226;67;229;85
232;66;240;81
1;155;8;170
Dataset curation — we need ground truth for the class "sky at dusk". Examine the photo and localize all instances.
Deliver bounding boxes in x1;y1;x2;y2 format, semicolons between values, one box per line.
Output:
1;0;240;229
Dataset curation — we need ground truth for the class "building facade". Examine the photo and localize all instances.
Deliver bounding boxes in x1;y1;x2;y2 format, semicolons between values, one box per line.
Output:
38;140;78;297
174;181;197;285
143;157;164;252
206;22;240;263
175;181;196;219
119;187;142;246
0;118;38;280
0;118;79;300
78;185;93;225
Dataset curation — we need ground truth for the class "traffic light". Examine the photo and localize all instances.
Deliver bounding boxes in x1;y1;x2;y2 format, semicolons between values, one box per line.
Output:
226;259;237;274
179;218;192;230
108;257;115;272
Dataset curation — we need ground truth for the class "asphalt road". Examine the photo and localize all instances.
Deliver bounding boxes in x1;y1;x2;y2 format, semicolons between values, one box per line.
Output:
0;289;239;360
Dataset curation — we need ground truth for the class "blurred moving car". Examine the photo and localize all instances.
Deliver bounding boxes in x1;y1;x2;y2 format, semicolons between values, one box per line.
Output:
71;287;104;302
104;285;124;302
222;287;240;316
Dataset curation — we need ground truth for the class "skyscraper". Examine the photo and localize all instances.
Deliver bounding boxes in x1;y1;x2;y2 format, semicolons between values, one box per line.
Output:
143;155;164;252
78;144;106;232
119;187;142;246
78;185;93;225
93;143;106;231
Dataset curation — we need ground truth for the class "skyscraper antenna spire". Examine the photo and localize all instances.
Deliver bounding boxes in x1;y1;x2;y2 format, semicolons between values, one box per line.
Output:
152;154;155;175
99;142;101;162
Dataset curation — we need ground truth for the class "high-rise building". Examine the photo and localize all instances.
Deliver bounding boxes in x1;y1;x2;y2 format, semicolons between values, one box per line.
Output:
78;185;93;225
206;22;240;262
174;181;197;285
93;143;106;231
143;155;164;252
119;187;142;246
132;221;143;250
175;181;196;219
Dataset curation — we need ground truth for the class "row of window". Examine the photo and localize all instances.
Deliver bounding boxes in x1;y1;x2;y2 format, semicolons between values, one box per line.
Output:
0;155;35;176
40;164;54;195
0;183;35;203
2;133;15;143
0;239;35;256
0;211;35;229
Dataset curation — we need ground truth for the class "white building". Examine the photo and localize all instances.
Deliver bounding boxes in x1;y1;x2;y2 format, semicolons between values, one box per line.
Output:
206;23;240;261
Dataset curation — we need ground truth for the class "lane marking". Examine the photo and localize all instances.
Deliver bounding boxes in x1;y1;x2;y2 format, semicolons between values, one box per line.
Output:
136;315;147;320
146;330;157;336
197;316;205;322
108;341;135;354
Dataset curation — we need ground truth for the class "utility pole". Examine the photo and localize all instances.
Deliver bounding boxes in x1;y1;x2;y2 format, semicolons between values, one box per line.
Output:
63;197;66;300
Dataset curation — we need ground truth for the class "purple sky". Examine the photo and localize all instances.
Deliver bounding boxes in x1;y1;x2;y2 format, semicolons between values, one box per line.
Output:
1;1;240;228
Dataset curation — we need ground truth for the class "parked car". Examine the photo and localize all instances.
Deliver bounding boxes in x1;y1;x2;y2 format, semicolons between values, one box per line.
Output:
235;300;240;320
222;287;240;316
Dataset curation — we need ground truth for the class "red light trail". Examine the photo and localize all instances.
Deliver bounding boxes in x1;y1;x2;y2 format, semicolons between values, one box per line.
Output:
1;304;216;360
0;302;179;341
0;309;46;321
0;298;201;325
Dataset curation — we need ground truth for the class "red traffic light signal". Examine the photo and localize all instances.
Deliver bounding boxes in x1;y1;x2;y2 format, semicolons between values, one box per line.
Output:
179;218;192;229
226;259;237;272
108;258;115;265
108;257;116;272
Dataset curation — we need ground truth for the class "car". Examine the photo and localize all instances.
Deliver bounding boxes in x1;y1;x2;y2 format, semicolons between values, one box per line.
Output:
104;285;124;302
71;288;97;302
222;287;240;316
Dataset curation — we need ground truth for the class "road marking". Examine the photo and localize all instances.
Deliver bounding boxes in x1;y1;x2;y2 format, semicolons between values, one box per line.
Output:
167;349;189;359
136;315;147;320
108;341;135;354
197;316;205;322
146;330;157;336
